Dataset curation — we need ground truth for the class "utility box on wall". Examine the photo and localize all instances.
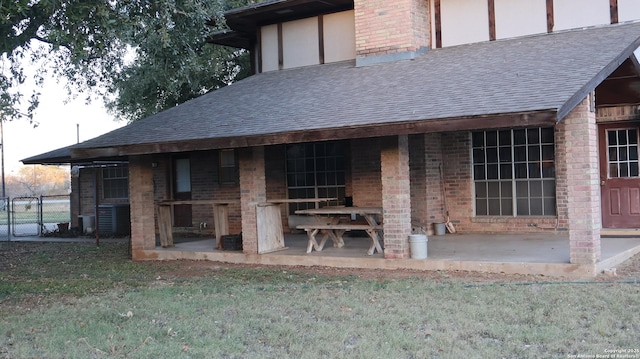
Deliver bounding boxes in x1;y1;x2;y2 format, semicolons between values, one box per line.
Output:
98;204;131;235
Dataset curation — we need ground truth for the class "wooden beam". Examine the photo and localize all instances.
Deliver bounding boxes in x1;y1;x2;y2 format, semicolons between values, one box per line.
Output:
631;53;640;76
318;15;325;64
546;0;554;33
256;27;263;73
610;0;619;24
69;111;558;159
434;0;442;48
277;23;283;70
488;0;496;41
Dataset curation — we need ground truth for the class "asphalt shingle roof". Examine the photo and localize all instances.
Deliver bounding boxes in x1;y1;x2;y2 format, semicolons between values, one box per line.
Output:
71;21;640;157
22;146;72;165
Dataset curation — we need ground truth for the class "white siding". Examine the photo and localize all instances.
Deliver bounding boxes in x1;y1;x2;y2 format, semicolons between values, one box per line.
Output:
323;10;356;63
441;0;490;47
282;17;320;69
495;0;547;39
619;0;640;22
261;24;279;72
553;0;610;31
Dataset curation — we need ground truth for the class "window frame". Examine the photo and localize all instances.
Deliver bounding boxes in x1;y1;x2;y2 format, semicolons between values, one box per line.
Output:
472;127;556;217
285;141;345;214
102;165;129;200
219;149;238;184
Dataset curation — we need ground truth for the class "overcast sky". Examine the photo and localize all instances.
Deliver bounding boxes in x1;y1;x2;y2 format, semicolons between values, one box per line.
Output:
3;75;125;174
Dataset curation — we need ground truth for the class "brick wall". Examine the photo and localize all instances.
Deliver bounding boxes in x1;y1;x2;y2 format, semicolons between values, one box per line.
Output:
440;131;474;231
351;138;382;207
189;150;242;235
561;99;601;264
354;0;430;60
147;152;242;236
409;135;428;231
129;155;156;255
77;168;97;217
381;135;412;259
424;133;446;230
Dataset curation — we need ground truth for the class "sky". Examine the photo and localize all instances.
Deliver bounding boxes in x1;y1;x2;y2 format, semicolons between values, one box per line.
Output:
3;77;125;174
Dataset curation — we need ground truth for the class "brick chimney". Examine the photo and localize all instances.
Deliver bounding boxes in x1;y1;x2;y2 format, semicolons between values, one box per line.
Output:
354;0;431;66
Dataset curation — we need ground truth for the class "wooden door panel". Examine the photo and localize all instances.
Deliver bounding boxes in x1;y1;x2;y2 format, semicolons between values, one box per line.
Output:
609;188;621;216
630;188;640;215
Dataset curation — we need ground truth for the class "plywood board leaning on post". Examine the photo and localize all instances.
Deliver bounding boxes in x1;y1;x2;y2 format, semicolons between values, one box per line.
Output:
256;203;287;254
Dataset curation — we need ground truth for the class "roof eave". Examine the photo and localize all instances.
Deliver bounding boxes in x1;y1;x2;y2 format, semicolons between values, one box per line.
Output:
70;110;558;158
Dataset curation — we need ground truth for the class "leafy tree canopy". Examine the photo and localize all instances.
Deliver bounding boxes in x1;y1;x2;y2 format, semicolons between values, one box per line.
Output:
1;0;255;123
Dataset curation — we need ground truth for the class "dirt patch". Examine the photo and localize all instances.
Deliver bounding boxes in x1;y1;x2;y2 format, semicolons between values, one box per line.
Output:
143;252;640;284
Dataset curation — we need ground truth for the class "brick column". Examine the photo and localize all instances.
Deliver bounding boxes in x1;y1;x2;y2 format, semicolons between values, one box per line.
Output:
129;155;156;257
239;146;267;254
558;98;601;264
381;135;412;259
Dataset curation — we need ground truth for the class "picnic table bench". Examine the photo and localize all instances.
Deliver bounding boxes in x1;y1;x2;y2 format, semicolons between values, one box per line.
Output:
295;207;384;255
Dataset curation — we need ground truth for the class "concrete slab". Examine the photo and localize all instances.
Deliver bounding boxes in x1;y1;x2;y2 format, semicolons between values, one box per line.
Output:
136;233;640;278
7;233;638;278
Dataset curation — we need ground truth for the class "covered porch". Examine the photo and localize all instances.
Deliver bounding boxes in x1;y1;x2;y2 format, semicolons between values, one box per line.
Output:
62;22;640;278
136;233;640;278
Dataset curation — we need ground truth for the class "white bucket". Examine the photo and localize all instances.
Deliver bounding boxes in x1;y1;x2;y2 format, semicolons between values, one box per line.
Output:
434;222;447;236
409;234;428;259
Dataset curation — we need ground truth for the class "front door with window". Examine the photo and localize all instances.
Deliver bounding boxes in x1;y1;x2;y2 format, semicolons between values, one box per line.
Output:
173;157;192;227
599;124;640;228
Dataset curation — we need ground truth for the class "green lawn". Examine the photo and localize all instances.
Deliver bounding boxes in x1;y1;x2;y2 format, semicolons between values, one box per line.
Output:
0;242;638;358
0;211;70;225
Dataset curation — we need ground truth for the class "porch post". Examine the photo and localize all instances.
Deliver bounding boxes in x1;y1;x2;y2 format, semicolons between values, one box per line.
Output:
129;155;156;256
238;146;267;254
381;135;412;259
558;97;602;264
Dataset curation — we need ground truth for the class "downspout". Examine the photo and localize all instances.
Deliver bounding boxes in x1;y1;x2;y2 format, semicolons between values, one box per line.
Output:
94;168;100;246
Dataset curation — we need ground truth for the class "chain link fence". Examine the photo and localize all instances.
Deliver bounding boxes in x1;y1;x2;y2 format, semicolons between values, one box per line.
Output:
0;195;71;240
0;197;8;240
40;195;72;234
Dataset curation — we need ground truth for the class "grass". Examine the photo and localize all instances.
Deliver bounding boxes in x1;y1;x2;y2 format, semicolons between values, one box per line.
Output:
0;242;639;358
0;210;70;225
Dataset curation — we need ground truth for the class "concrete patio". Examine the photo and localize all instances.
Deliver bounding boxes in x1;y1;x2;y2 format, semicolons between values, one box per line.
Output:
138;232;640;278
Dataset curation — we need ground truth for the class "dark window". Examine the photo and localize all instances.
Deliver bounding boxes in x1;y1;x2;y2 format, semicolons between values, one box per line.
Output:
286;141;345;214
472;128;555;216
219;149;238;184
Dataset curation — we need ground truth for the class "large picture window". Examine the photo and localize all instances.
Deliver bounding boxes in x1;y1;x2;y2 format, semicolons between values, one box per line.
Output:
102;165;129;199
472;128;556;216
286;141;345;214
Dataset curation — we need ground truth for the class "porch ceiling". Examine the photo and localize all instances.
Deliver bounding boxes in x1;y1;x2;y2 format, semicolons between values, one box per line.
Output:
70;21;640;160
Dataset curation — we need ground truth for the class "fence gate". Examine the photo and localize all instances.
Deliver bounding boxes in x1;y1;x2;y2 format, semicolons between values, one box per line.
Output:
0;197;8;240
12;197;40;237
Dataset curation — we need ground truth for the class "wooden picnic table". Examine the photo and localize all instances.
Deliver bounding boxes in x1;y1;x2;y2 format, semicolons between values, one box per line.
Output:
156;199;239;248
294;207;384;255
